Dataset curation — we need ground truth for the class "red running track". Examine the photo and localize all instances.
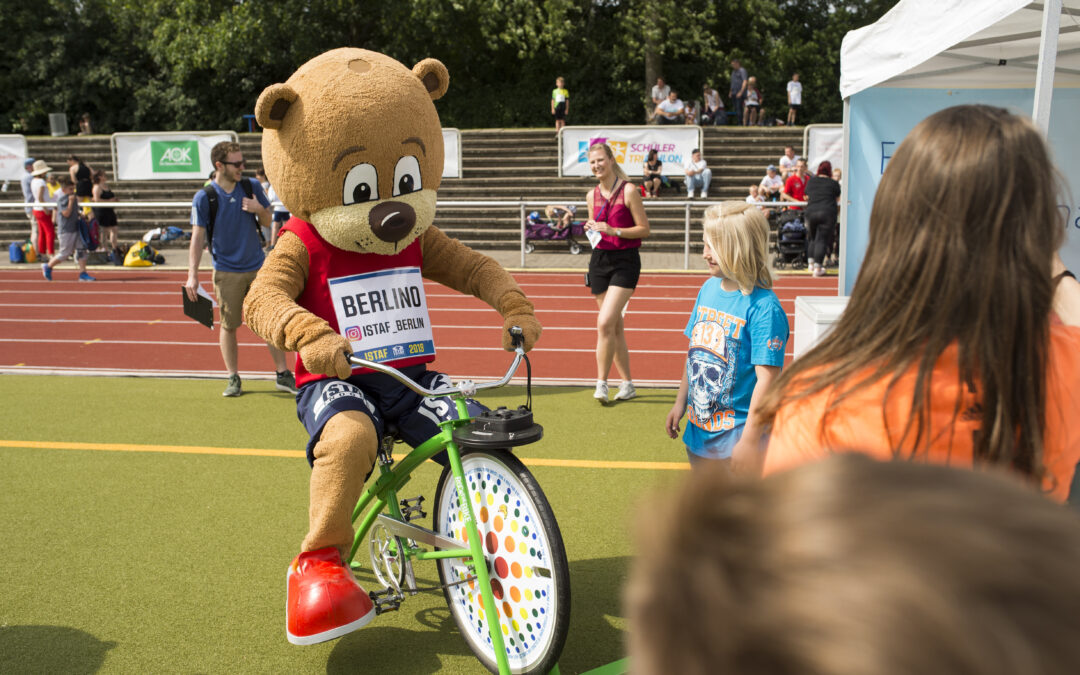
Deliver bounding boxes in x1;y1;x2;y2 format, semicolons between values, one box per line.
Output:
0;268;838;386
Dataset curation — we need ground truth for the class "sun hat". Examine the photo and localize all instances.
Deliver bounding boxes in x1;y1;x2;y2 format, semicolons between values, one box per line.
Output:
30;159;53;176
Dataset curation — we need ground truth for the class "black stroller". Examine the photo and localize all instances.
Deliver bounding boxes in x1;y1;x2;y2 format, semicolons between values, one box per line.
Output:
771;209;808;270
525;208;586;255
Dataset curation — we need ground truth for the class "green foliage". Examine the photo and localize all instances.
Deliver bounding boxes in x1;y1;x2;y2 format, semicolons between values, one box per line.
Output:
0;0;892;133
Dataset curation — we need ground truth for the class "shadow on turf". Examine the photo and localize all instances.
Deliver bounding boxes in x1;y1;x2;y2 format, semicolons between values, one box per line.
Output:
327;556;631;673
0;625;116;673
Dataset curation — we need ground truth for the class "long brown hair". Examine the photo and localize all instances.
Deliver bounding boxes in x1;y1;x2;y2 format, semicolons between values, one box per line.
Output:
758;105;1064;478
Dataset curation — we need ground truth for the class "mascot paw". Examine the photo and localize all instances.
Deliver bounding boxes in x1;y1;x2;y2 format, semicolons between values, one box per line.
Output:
502;314;542;353
300;332;353;379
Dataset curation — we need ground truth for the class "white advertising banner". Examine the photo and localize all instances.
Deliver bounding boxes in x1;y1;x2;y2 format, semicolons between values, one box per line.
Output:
559;126;703;177
804;124;843;175
442;128;461;178
0;135;28;182
111;131;238;181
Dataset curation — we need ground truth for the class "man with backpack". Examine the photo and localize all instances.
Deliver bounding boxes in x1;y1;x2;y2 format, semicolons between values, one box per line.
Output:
184;141;298;398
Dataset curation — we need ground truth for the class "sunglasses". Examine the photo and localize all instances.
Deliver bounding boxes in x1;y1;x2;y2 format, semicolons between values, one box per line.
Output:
221;160;245;168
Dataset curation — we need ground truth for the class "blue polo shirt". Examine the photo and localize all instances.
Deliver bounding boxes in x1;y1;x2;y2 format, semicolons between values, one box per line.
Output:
190;178;270;273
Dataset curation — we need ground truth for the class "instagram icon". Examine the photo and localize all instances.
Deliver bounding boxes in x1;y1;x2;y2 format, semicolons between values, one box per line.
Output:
344;325;362;341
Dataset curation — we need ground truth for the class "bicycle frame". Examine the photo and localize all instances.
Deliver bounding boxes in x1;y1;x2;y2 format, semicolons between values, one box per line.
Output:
343;365;518;675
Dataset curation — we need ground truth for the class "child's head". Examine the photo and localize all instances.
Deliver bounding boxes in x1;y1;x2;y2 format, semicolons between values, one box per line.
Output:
627;455;1080;675
748;185;759;197
556;76;565;87
748;76;757;87
792;72;800;81
58;175;74;193
701;201;772;293
832;167;842;181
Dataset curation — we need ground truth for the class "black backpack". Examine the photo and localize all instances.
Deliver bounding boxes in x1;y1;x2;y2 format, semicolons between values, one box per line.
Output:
202;178;266;258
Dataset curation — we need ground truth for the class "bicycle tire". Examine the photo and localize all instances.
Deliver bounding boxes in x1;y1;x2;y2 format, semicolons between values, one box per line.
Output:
434;449;570;674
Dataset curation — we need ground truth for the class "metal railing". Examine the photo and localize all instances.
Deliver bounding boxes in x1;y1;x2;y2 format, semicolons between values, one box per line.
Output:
1;198;807;270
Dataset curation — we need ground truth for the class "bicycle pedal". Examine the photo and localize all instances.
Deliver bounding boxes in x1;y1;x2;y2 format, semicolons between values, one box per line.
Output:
399;495;427;522
369;587;404;615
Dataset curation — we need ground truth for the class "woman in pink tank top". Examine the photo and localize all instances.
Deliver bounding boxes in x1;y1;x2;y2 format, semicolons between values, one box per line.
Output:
584;142;651;404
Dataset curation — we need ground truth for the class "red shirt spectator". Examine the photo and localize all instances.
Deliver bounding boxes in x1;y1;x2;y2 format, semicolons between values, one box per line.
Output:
782;159;809;210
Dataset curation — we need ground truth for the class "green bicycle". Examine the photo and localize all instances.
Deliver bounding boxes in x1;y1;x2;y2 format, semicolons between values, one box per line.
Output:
345;329;570;674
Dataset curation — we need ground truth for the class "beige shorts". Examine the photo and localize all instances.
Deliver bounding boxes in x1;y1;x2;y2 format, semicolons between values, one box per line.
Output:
212;269;259;331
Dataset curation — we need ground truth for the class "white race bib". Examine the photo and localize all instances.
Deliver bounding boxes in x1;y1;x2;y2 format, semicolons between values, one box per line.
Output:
328;267;436;364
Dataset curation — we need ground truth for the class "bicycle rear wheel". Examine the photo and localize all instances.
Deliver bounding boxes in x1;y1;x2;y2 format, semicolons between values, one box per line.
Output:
434;449;570;674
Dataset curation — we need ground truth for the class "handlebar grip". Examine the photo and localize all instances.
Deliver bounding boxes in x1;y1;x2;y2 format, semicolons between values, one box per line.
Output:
509;326;524;348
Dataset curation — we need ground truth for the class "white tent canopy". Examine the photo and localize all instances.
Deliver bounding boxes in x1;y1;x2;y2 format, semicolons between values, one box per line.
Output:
841;0;1080;97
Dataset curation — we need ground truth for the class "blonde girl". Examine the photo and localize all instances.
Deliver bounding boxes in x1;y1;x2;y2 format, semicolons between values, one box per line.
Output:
584;142;650;403
665;201;788;469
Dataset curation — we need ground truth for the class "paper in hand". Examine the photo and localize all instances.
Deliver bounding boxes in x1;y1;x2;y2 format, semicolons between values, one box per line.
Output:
585;228;603;248
182;285;216;329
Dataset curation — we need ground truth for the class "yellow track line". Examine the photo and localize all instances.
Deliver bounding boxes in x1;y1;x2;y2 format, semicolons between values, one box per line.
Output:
0;440;689;470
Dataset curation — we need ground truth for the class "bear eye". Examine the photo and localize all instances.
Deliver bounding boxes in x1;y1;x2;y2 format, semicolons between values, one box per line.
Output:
393;156;422;197
342;163;378;205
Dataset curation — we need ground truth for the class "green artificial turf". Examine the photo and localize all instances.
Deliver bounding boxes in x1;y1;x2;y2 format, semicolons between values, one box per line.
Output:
0;376;686;674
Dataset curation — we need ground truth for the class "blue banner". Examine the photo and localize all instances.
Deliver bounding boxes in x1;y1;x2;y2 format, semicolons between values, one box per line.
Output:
845;88;1080;294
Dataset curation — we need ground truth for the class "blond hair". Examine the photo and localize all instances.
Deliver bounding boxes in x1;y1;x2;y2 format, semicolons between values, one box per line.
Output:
628;455;1080;675
702;201;772;294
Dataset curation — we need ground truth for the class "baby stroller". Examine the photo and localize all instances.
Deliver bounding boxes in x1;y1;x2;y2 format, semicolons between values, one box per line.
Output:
524;207;586;255
772;209;808;270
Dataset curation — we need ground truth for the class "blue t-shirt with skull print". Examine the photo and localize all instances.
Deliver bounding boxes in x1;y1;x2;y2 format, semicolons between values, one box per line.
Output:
681;278;788;459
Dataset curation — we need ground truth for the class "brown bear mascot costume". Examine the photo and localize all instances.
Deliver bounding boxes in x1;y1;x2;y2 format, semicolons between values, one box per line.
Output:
244;48;542;645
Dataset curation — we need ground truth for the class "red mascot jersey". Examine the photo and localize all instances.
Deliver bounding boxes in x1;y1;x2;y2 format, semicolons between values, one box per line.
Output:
280;218;437;387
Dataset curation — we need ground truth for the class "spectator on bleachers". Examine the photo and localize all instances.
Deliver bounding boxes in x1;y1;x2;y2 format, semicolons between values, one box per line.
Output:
683;148;712;199
46;173;61;199
743;76;763;127
551;76;569;132
779;146;798;178
701;85;725;125
787;73;802;126
255;167;289;248
832;167;842;184
67;155;93;202
92;170;120;253
729;60;748;125
781;158;809;210
759;104;1080;501
759;165;784;201
684;99;700;125
655;90;686;125
642;149;665;199
649;77;670;122
77;113;93;136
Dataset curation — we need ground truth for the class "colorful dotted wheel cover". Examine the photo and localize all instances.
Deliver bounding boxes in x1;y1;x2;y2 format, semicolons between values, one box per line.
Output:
438;454;559;669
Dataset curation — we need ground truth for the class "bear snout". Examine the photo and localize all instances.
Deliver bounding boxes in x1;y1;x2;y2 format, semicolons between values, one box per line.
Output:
368;201;417;243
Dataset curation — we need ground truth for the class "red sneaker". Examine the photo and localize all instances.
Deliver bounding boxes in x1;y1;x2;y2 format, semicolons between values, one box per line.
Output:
286;547;375;645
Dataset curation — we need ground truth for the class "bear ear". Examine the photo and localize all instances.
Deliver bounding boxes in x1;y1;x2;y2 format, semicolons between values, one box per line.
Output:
412;59;449;101
254;83;298;130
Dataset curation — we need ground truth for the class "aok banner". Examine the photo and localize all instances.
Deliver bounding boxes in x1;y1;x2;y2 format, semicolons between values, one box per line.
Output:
559;126;703;177
111;132;238;181
0;135;28;182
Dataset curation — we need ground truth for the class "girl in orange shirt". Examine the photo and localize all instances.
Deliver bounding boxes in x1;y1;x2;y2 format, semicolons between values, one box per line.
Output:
758;105;1080;502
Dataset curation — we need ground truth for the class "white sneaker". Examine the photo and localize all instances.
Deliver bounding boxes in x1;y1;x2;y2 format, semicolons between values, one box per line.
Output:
614;382;637;401
593;382;609;402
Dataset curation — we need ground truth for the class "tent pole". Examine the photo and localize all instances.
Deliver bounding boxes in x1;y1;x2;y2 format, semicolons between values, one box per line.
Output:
1032;0;1062;133
839;98;851;297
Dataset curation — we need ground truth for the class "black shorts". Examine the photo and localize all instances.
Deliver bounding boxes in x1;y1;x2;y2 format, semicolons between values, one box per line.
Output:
789;103;801;109
553;102;567;120
588;247;641;295
295;365;487;467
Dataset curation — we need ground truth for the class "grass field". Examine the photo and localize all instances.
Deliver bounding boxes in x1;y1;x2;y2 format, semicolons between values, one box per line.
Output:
0;375;688;673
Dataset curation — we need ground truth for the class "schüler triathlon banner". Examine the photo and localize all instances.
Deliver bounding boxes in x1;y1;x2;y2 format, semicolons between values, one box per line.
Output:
111;132;237;181
559;126;703;177
0;135;28;182
442;128;461;178
844;88;1080;294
